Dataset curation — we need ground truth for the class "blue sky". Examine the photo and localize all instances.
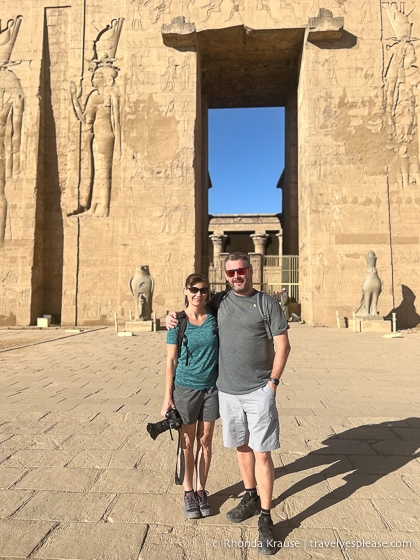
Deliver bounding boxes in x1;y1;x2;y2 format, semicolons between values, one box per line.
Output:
208;107;285;215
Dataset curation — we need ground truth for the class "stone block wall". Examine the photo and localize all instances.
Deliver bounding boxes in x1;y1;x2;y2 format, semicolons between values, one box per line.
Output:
298;2;420;327
0;0;419;329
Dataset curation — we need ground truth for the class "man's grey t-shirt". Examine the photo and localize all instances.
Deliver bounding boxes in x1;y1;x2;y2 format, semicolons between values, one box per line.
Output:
216;290;288;395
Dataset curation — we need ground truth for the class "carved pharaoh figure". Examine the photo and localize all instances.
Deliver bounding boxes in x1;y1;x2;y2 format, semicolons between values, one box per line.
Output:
355;250;383;318
0;14;23;242
129;265;154;320
68;18;124;217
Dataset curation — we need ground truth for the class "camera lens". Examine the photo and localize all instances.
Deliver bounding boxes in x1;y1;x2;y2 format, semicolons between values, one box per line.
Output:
146;418;170;440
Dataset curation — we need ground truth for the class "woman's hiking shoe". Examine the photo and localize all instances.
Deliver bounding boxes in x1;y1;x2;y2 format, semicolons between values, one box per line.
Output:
184;491;201;519
196;490;212;517
258;515;276;555
226;493;261;523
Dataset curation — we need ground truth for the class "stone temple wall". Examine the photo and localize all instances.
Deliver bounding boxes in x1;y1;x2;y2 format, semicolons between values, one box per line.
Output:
0;0;419;329
298;2;420;328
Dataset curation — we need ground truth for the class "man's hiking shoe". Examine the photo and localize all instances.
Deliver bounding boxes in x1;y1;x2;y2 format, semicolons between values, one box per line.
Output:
258;515;276;555
196;490;212;517
184;491;200;519
226;493;261;523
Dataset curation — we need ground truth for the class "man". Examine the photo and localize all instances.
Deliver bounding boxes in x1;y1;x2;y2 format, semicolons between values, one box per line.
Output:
166;252;291;555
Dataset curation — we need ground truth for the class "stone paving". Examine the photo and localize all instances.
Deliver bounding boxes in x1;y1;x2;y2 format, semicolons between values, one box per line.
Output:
0;324;419;560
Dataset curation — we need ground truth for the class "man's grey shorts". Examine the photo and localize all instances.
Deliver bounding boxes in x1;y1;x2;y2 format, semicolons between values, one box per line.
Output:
219;384;280;452
173;384;219;425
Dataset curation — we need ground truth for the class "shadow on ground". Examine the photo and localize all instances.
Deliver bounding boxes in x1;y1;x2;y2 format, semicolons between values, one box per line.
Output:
214;418;420;548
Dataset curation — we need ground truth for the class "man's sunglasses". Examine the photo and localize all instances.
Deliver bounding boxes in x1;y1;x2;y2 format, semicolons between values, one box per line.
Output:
225;267;248;278
187;286;209;295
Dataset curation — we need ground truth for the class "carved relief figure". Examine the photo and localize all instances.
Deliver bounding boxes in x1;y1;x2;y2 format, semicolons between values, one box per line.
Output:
92;18;124;62
382;2;420;184
131;0;146;30
180;57;191;91
256;0;277;21
202;0;223;23
69;18;123;217
227;0;244;21
129;265;154;320
360;0;372;23
162;56;177;91
146;0;172;24
0;14;23;243
355;250;383;317
128;53;142;94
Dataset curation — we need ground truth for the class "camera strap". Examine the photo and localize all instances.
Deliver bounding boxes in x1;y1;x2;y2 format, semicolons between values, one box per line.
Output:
174;429;185;485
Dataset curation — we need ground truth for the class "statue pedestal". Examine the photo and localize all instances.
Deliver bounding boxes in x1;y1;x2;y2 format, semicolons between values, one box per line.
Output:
360;318;392;333
124;320;160;333
350;317;392;334
349;318;362;333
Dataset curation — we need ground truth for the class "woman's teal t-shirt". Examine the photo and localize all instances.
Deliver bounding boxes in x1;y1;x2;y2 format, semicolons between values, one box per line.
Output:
166;307;218;389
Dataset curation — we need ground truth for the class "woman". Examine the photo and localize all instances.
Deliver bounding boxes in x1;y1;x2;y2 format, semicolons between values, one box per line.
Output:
161;273;219;519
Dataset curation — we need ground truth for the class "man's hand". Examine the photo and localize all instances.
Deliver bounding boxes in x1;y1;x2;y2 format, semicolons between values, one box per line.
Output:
165;312;178;330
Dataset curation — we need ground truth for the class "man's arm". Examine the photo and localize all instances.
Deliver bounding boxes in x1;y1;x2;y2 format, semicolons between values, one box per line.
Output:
267;331;291;391
165;312;178;330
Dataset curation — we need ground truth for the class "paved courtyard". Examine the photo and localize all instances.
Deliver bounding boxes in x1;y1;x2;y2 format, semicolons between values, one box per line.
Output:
0;324;419;559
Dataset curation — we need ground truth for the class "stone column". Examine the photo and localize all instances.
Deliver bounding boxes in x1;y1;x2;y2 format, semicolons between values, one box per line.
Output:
209;235;228;292
209;234;227;260
276;232;283;259
249;253;264;291
250;233;269;255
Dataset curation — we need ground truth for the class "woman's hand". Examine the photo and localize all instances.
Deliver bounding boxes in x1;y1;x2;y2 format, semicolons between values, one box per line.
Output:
161;397;175;417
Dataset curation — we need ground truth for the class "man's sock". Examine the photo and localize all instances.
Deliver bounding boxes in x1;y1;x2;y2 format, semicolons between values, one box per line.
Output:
245;487;258;499
260;508;272;521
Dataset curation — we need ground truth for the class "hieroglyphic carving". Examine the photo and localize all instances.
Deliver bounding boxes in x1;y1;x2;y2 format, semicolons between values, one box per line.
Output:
382;1;420;185
0;14;23;243
68;18;124;217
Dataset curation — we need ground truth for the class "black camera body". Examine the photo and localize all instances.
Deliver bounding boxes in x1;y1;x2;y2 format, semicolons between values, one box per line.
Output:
147;408;182;440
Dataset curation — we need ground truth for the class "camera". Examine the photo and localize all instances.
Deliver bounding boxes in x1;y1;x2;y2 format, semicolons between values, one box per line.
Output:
147;408;182;440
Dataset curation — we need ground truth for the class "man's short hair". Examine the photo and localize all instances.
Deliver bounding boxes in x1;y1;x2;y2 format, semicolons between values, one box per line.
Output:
225;252;251;269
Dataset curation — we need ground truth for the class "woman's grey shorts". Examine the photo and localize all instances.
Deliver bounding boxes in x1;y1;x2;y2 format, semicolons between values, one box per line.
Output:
219;384;280;452
173;384;219;425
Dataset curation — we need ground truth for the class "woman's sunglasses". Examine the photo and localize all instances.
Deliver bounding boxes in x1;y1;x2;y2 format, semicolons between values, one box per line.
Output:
187;286;209;295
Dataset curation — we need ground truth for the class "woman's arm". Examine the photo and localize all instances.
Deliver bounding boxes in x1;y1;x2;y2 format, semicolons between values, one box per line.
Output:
161;343;178;416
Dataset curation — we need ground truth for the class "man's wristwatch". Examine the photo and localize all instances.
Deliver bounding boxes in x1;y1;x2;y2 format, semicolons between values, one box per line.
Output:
268;377;279;386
